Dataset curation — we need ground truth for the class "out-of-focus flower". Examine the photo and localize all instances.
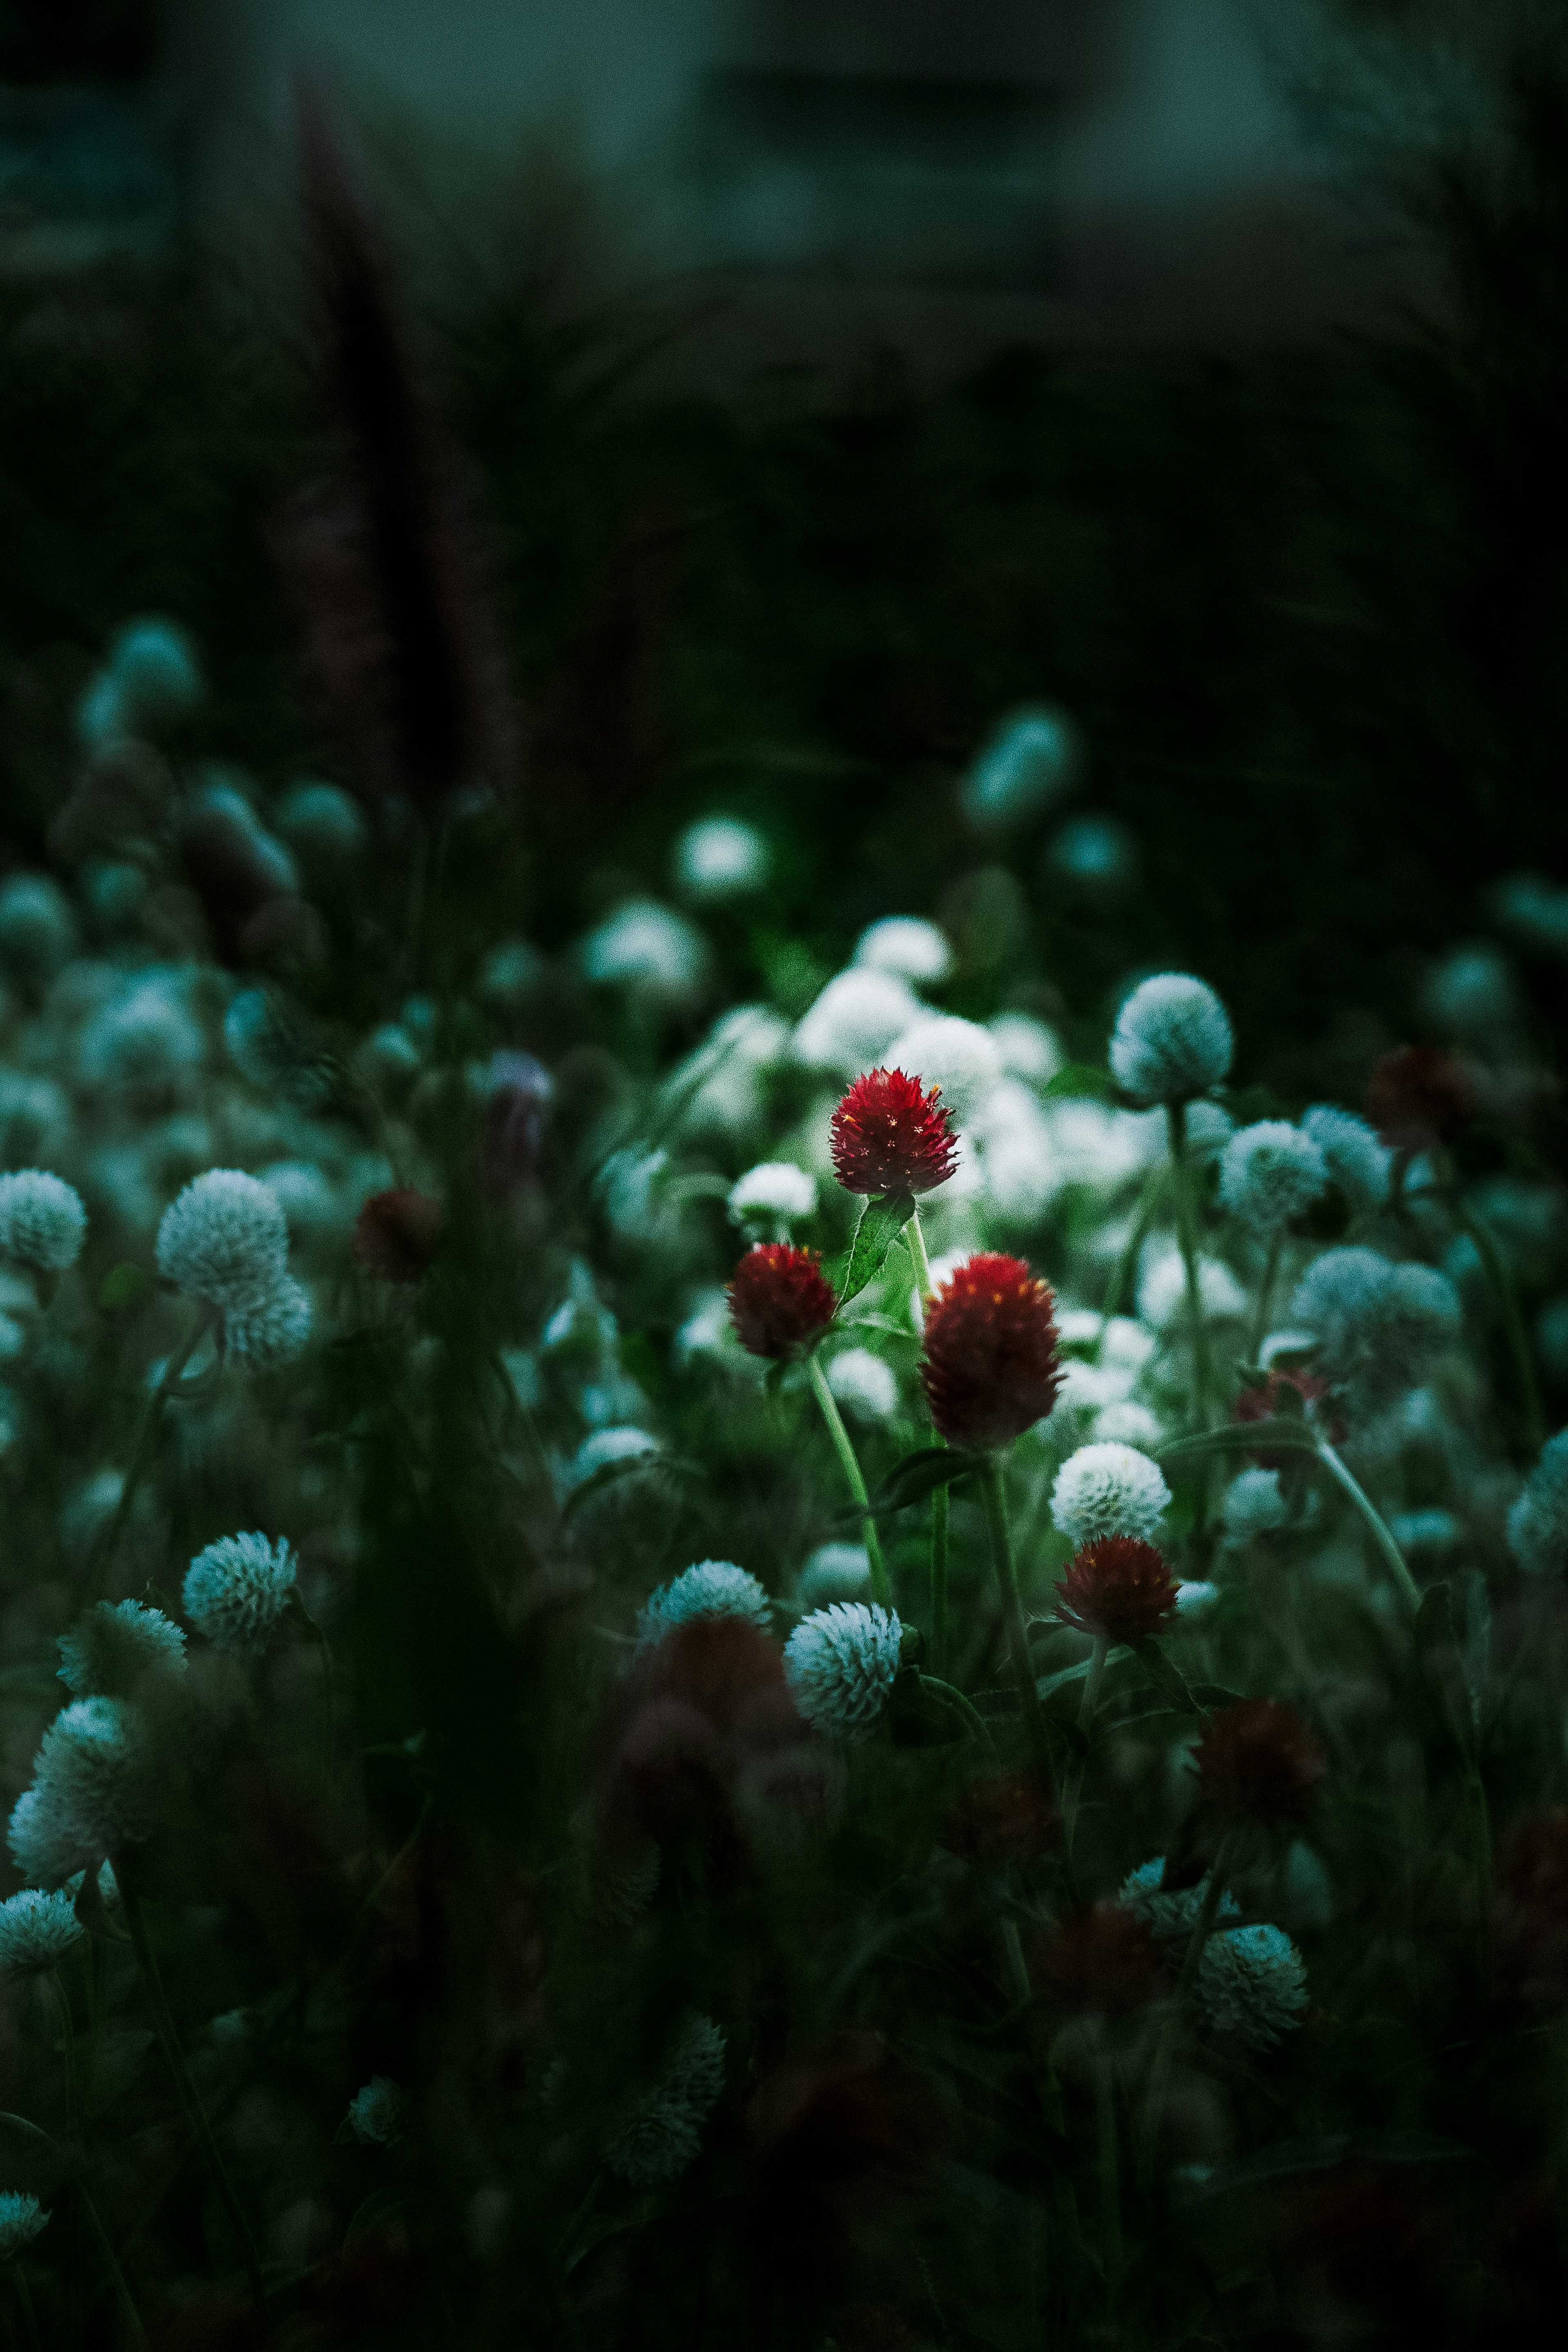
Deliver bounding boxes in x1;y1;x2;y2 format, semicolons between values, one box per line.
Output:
7;1697;149;1886
78;616;203;747
183;1532;298;1653
353;1187;443;1284
1221;1468;1292;1545
605;2015;725;2186
58;1600;187;1699
1365;1046;1477;1151
346;2077;404;2144
0;874;77;979
1493;1811;1568;2007
1291;1247;1460;1418
1508;1430;1568;1577
1137;1249;1247;1328
793;969;920;1076
796;1544;872;1610
1492;872;1568;957
0;2192;48;2262
1033;1903;1163;2014
938;1771;1059;1860
1218;1122;1328;1236
0;1170;87;1272
1195;1699;1326;1823
728;1161;817;1228
882;1015;1002;1124
1421;944;1518;1040
784;1604;901;1737
1050;1442;1169;1545
831;1067;959;1198
276;778;368;867
581;900;707;1006
1054;1536;1178;1644
921;1252;1061;1448
1109;974;1233;1107
481;1051;553;1196
1118;1858;1241;1939
0;1887;84;1976
223;989;332;1105
80;970;206;1095
961;705;1077;829
825;1348;899;1424
157;1169;289;1314
637;1562;773;1653
728;1244;837;1359
987;1011;1062;1087
674;817;769;901
1048;813;1137;890
225;1275;313;1367
1300;1107;1392;1215
1198;1924;1308;2047
853;916;952;986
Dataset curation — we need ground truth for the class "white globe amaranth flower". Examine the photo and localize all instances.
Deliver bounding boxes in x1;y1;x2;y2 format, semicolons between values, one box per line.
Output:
1092;1401;1166;1451
1050;1443;1170;1546
605;2013;726;2188
1391;1508;1461;1556
1291;1247;1461;1418
570;1426;659;1492
225;1275;312;1368
79;971;206;1092
674;817;770;901
157;1169;289;1314
853;916;953;987
1184;1100;1236;1167
346;2076;404;2144
1221;1468;1291;1546
784;1602;902;1737
637;1561;773;1653
276;779;368;866
728;1161;817;1227
58;1599;187;1699
8;1697;149;1886
0;874;77;977
884;1013;1002;1124
0;2191;48;2262
987;1011;1062;1087
796;1543;872;1611
1423;942;1517;1039
792;967;920;1075
1198;1923;1309;2049
581;900;708;1005
1300;1105;1391;1214
1110;974;1233;1107
1174;1579;1221;1616
0;1886;84;1975
1049;813;1137;889
1507;1429;1568;1576
1118;1859;1241;1940
183;1532;298;1653
1137;1249;1247;1330
0;1170;87;1271
961;704;1077;829
825;1348;899;1425
1218;1123;1328;1236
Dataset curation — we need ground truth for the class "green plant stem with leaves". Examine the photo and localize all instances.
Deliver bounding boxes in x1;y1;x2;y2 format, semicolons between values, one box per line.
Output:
806;1352;891;1608
904;1205;950;1671
1098;1166;1167;1343
1139;1831;1241;2183
1166;1101;1210;1433
1247;1233;1284;1367
1061;1635;1110;1861
978;1459;1052;1782
88;1302;215;1595
1161;1419;1421;1613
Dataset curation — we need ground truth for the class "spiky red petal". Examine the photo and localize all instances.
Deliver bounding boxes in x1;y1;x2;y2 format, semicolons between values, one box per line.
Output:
728;1243;837;1360
1054;1536;1179;1645
920;1251;1061;1449
831;1067;959;1198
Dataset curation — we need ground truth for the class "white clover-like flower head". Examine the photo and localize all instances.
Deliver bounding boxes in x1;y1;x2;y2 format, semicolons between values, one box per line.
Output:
79;972;206;1093
1118;1859;1241;1940
884;1013;1002;1124
793;967;922;1076
825;1348;899;1425
728;1161;817;1227
1291;1247;1461;1418
796;1542;873;1611
1050;1442;1170;1546
1218;1122;1327;1236
183;1532;298;1653
1507;1428;1568;1577
0;2191;48;2263
637;1561;773;1653
1110;974;1233;1107
570;1426;659;1492
225;1276;312;1369
346;2076;404;2144
1184;1100;1236;1167
156;1169;289;1314
605;2013;726;2187
853;916;953;986
784;1602;902;1737
1197;1923;1309;2048
581;900;708;1004
0;874;76;976
0;1170;87;1272
1049;813;1136;889
1422;942;1518;1038
8;1697;149;1887
105;616;204;724
0;1886;84;1976
1137;1248;1249;1330
674;817;770;901
961;705;1077;829
58;1599;187;1699
986;1011;1062;1087
277;780;368;864
1300;1105;1392;1213
1221;1468;1291;1547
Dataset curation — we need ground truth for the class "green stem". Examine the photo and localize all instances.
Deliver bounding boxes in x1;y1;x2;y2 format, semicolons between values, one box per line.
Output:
121;1889;267;2326
1449;1194;1546;1454
905;1208;951;1673
1139;1832;1239;2186
920;1676;995;1748
11;2272;39;2352
46;1974;79;2336
1166;1101;1211;1434
1094;2057;1123;2301
1315;1438;1423;1613
806;1352;890;1608
1062;1636;1109;1862
87;1305;214;1595
76;2179;148;2352
1000;1918;1032;2009
1467;1759;1492;1988
1098;1167;1167;1345
1246;1232;1283;1368
978;1459;1051;1782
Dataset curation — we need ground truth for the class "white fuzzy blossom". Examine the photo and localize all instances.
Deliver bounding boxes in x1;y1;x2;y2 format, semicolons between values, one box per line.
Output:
225;1276;312;1368
157;1169;288;1314
1118;1859;1241;1940
568;1427;659;1492
1198;1924;1309;2048
1184;1100;1236;1167
796;1543;873;1610
0;1886;84;1975
0;2192;48;2263
7;1697;149;1887
346;2076;404;2144
987;1012;1062;1087
581;900;708;1005
637;1561;773;1653
0;874;77;976
1300;1106;1391;1213
1221;1468;1292;1546
674;817;770;901
825;1348;899;1424
1110;974;1233;1106
793;967;921;1076
79;971;206;1093
884;1013;1002;1123
58;1600;187;1698
605;2014;726;2187
1050;1443;1170;1546
1218;1123;1327;1236
1507;1429;1568;1577
1137;1250;1247;1329
0;1170;87;1271
1291;1247;1461;1418
183;1532;298;1653
961;706;1076;829
277;780;368;865
853;916;953;986
728;1162;817;1227
784;1603;902;1737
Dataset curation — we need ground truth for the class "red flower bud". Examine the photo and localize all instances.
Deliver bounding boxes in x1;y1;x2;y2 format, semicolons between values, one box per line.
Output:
728;1243;837;1359
1033;1902;1163;2015
1195;1698;1326;1822
920;1251;1062;1450
1365;1045;1477;1151
1054;1535;1179;1646
352;1187;443;1283
830;1067;959;1197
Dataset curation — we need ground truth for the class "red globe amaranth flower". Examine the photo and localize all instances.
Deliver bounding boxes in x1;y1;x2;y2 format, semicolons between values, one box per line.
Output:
1033;1903;1163;2015
1365;1045;1478;1151
728;1243;837;1359
938;1770;1060;1861
1493;1811;1568;2009
1235;1369;1341;1469
920;1252;1062;1449
352;1187;444;1283
831;1067;959;1198
1196;1698;1326;1822
1054;1536;1179;1645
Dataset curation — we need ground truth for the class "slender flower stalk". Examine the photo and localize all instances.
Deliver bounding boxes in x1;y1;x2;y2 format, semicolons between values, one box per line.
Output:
1062;1634;1110;1861
805;1353;890;1608
1098;1166;1167;1346
87;1305;215;1595
1314;1439;1422;1612
1139;1829;1241;2184
1166;1102;1210;1433
904;1205;951;1673
1436;1166;1545;1453
1246;1232;1283;1367
978;1460;1051;1781
1094;2056;1124;2300
47;1973;146;2350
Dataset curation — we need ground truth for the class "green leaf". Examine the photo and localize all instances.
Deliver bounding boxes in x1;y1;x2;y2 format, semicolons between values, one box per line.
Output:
343;2186;417;2244
1044;1062;1116;1101
1130;1640;1212;1715
866;1445;981;1517
100;1262;153;1314
887;1670;968;1747
1158;1419;1319;1467
839;1190;915;1306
